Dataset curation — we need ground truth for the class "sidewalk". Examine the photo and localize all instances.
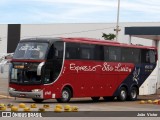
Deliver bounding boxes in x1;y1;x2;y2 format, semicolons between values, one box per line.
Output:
138;89;160;100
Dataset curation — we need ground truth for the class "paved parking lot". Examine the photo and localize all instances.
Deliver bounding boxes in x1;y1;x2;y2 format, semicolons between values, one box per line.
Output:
0;97;160;111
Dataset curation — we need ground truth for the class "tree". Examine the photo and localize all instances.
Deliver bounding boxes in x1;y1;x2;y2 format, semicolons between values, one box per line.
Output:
102;33;116;40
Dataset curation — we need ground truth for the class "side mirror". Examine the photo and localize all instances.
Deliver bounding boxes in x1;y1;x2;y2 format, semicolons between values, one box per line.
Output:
37;62;45;76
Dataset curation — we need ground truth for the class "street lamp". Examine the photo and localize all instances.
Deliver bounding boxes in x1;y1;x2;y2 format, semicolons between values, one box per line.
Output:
114;0;121;41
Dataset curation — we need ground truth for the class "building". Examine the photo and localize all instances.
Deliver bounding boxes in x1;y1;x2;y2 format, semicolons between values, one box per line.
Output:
1;22;160;54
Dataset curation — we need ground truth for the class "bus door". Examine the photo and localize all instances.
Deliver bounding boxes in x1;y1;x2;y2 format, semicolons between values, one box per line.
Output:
43;41;64;98
140;49;157;93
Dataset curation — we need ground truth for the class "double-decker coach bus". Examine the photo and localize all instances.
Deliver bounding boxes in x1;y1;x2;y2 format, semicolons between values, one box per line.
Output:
9;37;157;103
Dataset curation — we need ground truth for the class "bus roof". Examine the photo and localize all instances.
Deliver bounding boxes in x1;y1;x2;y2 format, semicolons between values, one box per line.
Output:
63;37;156;50
20;37;156;50
20;37;61;44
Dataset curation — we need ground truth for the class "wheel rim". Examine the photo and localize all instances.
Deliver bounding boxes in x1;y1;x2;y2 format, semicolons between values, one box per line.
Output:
131;89;137;99
62;90;69;99
121;90;126;100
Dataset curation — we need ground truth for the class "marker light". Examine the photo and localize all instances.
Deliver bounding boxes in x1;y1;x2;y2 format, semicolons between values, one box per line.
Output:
32;89;42;92
9;87;15;91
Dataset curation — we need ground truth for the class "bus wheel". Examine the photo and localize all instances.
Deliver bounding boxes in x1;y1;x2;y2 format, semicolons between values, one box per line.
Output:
117;87;127;101
56;87;72;103
91;97;100;102
32;98;44;103
103;96;115;101
128;87;138;101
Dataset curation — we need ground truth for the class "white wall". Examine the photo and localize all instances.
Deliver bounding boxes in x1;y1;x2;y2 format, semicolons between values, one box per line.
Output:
0;24;8;54
0;24;8;80
0;64;9;79
0;22;160;54
21;22;160;46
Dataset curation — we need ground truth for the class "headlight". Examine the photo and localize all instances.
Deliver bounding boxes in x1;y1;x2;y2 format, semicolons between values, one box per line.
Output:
32;89;42;92
9;87;15;91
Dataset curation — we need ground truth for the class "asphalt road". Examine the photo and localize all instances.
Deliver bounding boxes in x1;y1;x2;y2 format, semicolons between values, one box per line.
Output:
0;96;160;111
0;78;160;111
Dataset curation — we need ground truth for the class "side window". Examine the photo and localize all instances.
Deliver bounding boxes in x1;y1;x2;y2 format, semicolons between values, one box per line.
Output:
122;48;140;63
47;44;54;60
94;45;104;60
141;49;156;63
65;42;79;59
149;50;156;63
131;49;140;63
81;49;90;59
80;44;94;60
141;49;149;63
47;42;64;60
109;47;121;61
121;48;132;62
54;41;64;59
104;46;109;61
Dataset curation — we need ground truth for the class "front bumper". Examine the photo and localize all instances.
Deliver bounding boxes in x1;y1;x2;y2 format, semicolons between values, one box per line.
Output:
9;90;43;99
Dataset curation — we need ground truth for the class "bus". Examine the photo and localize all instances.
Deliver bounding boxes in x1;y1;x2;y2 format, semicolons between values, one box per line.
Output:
8;37;157;103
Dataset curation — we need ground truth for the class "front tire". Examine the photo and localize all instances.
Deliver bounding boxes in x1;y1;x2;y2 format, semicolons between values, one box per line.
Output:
117;87;127;101
32;98;44;103
128;87;138;101
56;87;72;103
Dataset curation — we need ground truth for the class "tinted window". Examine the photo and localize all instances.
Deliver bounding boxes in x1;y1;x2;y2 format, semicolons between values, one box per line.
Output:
149;50;156;63
54;42;64;59
94;45;104;60
132;49;140;63
65;42;79;59
80;44;94;60
122;48;140;63
47;44;54;59
47;42;64;60
121;48;132;62
104;46;109;61
141;49;156;63
109;47;121;61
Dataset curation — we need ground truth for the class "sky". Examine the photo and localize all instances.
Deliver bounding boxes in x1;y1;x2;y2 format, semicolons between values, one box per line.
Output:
0;0;160;23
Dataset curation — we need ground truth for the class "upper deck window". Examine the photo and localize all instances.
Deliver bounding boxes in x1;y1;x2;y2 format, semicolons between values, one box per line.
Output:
13;42;48;59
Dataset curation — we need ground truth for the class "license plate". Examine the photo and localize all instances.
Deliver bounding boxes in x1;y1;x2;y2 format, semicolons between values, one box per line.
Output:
19;94;26;97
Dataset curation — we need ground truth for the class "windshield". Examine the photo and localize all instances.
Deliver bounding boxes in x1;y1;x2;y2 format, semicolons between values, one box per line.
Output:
10;62;42;85
13;42;48;59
